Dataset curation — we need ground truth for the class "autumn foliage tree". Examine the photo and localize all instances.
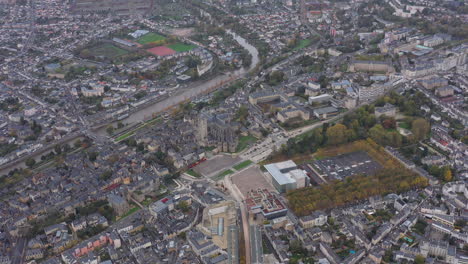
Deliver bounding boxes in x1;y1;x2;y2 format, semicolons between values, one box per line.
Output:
443;167;453;182
326;124;348;145
411;118;430;141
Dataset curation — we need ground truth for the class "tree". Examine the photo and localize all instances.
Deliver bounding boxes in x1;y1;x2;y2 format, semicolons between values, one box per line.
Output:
326;124;348;145
178;231;187;240
411;118;430;141
54;144;62;155
63;144;71;153
79;49;92;59
454;219;466;230
177;201;190;213
369;124;386;145
136;143;145;152
267;71;286;85
88;151;98;162
117;122;124;129
74;139;82;149
414;255;425;264
106;125;114;136
25;158;36;168
382;118;396;129
289;239;306;255
100;170;113;181
443;167;453;182
235;105;249;124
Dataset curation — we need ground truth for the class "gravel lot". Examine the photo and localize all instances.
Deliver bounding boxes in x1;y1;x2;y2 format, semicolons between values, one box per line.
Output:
194;154;241;177
231;166;275;198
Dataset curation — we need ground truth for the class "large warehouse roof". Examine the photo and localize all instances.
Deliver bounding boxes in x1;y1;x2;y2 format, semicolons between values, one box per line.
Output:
264;160;306;185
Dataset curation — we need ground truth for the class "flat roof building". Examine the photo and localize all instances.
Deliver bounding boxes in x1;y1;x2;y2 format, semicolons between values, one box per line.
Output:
245;189;288;220
264;160;308;193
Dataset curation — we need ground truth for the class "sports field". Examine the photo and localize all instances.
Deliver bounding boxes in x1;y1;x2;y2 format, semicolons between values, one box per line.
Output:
167;43;197;52
147;46;176;57
89;44;129;58
137;33;166;44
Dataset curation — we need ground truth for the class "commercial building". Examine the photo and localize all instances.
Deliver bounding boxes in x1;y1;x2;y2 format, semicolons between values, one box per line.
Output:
435;86;455;97
128;30;149;39
358;83;388;102
299;211;328;228
264;160;308;193
308;94;332;105
198;201;237;250
313;106;339;119
277;107;310;123
245;189;288;220
249;90;310;123
112;38;137;47
419;77;448;89
248;90;287;105
349;60;395;73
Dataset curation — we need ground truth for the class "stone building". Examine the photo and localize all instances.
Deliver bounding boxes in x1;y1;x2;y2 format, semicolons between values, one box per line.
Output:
197;112;239;153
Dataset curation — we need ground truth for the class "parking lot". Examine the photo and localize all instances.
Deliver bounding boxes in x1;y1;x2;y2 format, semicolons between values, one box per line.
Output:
194;154;241;177
231;166;275;198
312;151;382;180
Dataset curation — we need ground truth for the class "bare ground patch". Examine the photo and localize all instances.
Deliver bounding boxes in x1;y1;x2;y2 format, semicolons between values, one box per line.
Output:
194;154;241;177
231;166;275;198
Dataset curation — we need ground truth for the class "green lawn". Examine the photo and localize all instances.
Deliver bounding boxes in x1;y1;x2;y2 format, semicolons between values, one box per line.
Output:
118;207;140;219
115;132;135;142
137;33;166;44
89;44;128;58
236;135;257;152
114;117;161;142
293;39;312;51
398;122;411;130
214;169;234;180
167;43;197;52
233;160;253;171
141;199;151;207
280;119;319;131
186;169;202;178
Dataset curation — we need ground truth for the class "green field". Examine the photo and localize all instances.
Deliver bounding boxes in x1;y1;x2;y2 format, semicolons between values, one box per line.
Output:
214;169;234;180
118;206;140;219
167;43;197;52
89;44;129;58
115;132;135;142
236;135;257;152
293;39;312;51
114;117;162;142
137;33;166;44
398;122;411;130
186;169;202;178
233;160;253;171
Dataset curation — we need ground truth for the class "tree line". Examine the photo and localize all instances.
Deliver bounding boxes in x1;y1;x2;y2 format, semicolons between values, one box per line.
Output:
280;91;431;158
287;139;428;216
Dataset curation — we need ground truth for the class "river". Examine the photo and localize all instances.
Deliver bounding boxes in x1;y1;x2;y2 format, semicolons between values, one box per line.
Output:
108;30;259;126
